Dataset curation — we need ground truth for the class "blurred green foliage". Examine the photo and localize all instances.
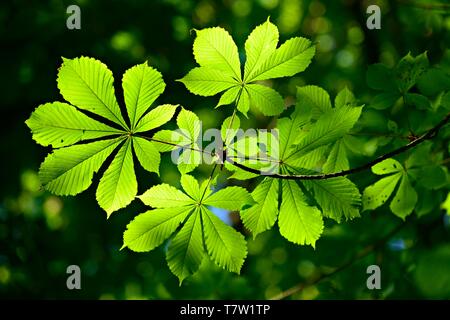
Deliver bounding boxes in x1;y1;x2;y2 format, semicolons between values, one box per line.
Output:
1;0;450;299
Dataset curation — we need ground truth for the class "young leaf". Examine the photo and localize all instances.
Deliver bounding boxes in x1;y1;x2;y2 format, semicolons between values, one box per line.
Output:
362;158;418;218
278;180;324;247
26;102;123;148
335;87;357;108
244;18;279;82
57;57;128;128
167;208;205;284
96;139;137;216
216;86;241;108
179;67;237;96
122;62;166;129
203;186;254;210
370;92;400;110
180;174;201;201
304;177;361;222
363;174;402;211
132;137;161;175
248;37;315;82
202;207;247;273
29;58;177;215
126;176;250;281
390;175;418;220
138;184;194;208
293;105;362;156
323;139;349;173
181;18;315;117
39;138;123;195
296;85;332;119
134;104;178;133
193;27;241;80
221;114;241;145
123;206;192;252
241;178;279;238
246;84;285;116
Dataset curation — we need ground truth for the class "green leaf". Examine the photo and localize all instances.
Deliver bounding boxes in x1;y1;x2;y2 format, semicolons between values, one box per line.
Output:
366;63;395;91
216;86;241;108
404;93;431;110
122;62;166;129
96;139;137;215
167;208;205;283
370;92;400;110
177;145;202;174
152;130;184;152
363;158;417;218
57;57;127;128
278;103;313;160
304;177;361;222
26;102;123;148
293;105;362;156
138;183;194;208
202;207;247;273
180;174;201;201
204;186;253;210
221;114;241;145
249;37;315;82
39;138;123;195
193;27;241;80
278;180;324;247
323;139;349;173
135;104;178;133
395;52;429;93
241;178;279;238
237;88;250;116
362;173;402;211
244;18;279;82
390;174;418;219
177;108;201;142
179;67;237;96
246;84;285;116
123;206;192;252
296;85;332;119
335;87;356;108
133;137;160;175
372;158;403;175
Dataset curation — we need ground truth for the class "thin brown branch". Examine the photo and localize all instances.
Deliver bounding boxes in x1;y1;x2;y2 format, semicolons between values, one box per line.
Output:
227;112;450;180
270;222;406;300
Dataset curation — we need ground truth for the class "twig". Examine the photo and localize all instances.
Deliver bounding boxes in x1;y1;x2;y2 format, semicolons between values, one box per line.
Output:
270;222;406;300
227;112;450;180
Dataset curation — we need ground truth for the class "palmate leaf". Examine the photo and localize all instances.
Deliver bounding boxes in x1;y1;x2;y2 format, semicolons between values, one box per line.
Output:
26;57;178;216
362;159;418;219
180;18;315;117
123;175;253;283
240;89;363;243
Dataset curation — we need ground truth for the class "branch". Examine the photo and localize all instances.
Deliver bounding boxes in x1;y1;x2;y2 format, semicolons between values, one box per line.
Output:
227;112;450;180
270;222;406;300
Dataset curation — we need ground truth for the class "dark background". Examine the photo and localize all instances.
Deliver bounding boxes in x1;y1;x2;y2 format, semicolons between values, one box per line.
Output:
1;0;449;299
